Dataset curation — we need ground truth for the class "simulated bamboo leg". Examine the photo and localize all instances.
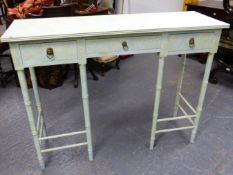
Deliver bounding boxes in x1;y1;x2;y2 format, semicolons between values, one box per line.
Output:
150;56;165;150
29;67;47;138
17;70;45;169
173;55;187;117
79;64;93;161
190;53;214;143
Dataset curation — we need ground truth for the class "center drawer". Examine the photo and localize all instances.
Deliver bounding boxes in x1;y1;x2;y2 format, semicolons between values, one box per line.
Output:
20;41;78;67
86;35;161;57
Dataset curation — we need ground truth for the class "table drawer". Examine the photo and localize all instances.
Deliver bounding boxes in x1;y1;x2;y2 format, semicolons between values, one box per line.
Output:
168;32;215;53
20;41;78;66
86;35;161;57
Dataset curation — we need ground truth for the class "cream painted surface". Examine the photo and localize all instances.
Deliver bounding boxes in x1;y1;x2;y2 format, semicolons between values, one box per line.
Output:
1;12;228;42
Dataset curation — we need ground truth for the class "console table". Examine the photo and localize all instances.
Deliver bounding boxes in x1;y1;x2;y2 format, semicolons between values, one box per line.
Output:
1;12;229;169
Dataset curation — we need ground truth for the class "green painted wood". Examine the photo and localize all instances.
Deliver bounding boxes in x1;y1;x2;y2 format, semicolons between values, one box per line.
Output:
150;33;168;150
17;70;45;169
7;30;222;69
20;41;78;67
29;67;47;138
173;55;187;118
190;53;214;143
76;39;93;161
3;13;226;168
149;56;165;150
86;35;161;57
168;32;215;52
79;64;93;161
9;43;24;70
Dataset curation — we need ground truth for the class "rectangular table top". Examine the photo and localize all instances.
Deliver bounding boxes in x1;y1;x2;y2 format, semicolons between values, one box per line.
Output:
1;11;229;42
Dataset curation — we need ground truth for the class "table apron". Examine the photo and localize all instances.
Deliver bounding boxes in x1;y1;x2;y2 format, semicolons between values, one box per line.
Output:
9;30;221;70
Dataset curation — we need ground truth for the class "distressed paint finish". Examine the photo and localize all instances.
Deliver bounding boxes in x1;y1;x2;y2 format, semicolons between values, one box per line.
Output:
173;55;187;118
29;67;47;139
17;70;45;169
149;33;168;150
79;64;93;161
1;12;229;169
190;53;215;143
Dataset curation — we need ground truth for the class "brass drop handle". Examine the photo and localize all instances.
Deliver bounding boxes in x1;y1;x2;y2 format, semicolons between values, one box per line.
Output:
189;38;195;48
46;48;54;59
122;41;128;50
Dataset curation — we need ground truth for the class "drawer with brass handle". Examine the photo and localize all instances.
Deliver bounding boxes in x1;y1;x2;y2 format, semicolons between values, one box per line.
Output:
20;41;78;67
86;35;161;57
168;32;216;54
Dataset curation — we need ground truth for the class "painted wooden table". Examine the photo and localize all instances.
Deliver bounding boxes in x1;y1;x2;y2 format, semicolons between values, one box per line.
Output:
1;11;229;169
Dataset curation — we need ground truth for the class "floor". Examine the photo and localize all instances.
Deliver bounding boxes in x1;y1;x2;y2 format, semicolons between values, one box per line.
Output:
1;25;233;175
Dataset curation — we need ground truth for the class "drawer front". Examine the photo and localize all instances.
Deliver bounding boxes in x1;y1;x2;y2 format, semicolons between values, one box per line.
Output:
168;32;215;53
86;35;161;57
20;41;78;66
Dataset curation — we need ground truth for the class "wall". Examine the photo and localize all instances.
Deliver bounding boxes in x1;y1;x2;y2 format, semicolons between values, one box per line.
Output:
116;0;184;14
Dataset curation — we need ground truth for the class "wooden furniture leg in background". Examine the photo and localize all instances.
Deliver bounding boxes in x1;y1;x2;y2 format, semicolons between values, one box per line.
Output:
115;57;120;69
74;64;79;88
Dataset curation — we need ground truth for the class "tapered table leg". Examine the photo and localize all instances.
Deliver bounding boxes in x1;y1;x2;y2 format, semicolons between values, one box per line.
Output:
150;56;165;150
173;55;187;117
79;64;93;161
29;67;47;138
190;53;214;143
17;70;45;169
